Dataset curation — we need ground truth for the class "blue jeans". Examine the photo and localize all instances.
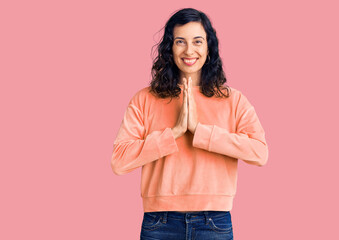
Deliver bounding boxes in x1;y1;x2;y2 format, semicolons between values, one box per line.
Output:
140;211;233;240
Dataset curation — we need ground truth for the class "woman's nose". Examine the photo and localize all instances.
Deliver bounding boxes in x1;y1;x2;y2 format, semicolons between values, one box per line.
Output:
184;43;195;55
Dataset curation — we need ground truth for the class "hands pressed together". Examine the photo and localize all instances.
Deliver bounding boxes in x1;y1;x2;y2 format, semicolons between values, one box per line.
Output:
171;77;199;139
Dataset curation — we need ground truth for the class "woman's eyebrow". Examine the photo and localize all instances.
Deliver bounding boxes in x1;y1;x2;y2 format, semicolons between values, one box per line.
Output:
174;36;205;40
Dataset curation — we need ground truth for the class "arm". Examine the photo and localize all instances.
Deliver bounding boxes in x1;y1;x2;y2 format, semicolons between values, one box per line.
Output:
192;93;268;166
111;103;179;175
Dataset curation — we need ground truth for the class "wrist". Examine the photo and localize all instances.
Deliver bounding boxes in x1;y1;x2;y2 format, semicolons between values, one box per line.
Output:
171;127;180;139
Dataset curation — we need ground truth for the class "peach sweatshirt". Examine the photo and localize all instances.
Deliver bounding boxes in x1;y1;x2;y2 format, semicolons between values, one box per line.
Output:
111;85;268;212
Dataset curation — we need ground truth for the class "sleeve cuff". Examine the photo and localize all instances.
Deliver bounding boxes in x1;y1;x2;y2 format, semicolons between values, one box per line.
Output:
192;122;214;151
157;127;179;157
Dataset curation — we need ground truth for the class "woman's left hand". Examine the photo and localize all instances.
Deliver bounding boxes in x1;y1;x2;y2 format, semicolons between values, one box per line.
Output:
187;77;199;134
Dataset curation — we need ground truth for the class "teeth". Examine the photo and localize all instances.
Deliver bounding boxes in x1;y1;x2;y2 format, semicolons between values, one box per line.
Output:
183;58;197;63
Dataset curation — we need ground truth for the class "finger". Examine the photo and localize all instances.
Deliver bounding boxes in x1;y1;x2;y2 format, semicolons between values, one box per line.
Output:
187;84;189;101
189;77;193;100
185;85;188;101
190;77;193;93
185;87;189;108
183;89;188;110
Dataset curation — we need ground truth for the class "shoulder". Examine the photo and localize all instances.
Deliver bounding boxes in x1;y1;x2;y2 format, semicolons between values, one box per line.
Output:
220;86;242;101
229;87;256;115
132;86;156;100
229;86;251;99
128;86;156;109
131;86;150;98
222;86;254;109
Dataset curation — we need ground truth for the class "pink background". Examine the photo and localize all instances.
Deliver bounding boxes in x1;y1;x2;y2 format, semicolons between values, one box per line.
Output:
1;0;338;239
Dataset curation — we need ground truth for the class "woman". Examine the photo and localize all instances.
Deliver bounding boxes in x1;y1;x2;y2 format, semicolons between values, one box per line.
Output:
111;8;268;240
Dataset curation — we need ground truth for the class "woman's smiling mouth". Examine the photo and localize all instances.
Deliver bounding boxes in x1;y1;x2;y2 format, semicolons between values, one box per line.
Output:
182;58;198;66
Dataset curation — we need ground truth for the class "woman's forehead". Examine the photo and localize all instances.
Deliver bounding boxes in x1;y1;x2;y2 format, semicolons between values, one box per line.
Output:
173;22;206;38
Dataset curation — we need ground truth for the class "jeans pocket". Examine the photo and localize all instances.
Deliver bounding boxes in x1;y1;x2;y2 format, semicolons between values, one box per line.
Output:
141;212;163;231
207;213;233;233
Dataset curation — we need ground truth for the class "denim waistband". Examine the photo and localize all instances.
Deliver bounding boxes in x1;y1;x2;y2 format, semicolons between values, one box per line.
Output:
144;211;230;224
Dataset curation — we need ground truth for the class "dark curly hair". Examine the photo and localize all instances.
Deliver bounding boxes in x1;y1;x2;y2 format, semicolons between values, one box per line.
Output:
149;8;231;101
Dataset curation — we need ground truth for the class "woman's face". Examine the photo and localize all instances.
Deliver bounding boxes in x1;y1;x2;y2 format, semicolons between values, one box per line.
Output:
172;21;209;78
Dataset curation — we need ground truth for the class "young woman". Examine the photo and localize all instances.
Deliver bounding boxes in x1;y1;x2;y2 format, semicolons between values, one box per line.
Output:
111;8;268;240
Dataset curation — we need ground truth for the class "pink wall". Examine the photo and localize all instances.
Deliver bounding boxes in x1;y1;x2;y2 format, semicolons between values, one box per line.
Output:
1;0;338;239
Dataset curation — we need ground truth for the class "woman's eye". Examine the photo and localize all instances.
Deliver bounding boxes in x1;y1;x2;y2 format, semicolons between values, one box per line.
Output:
175;40;202;45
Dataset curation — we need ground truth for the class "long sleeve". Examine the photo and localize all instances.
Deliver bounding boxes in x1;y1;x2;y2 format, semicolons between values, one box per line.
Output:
192;92;268;166
111;102;179;175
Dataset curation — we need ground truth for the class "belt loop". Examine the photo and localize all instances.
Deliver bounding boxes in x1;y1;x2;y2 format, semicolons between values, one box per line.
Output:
203;211;209;225
162;212;168;223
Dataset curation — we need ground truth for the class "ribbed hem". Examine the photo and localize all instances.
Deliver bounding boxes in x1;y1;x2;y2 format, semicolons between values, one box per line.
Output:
142;195;234;212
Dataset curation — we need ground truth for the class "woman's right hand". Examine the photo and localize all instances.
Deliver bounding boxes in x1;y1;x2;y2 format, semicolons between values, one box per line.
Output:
171;78;188;139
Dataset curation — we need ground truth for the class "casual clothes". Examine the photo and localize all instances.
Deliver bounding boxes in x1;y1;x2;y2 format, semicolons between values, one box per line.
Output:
111;85;268;212
140;211;233;239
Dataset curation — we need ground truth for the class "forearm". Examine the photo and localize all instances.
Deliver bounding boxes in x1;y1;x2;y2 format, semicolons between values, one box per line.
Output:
112;127;179;175
192;123;268;166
